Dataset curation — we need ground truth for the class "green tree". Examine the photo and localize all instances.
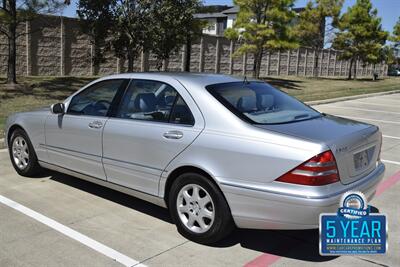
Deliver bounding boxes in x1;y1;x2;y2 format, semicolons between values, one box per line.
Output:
78;0;202;73
390;17;400;65
294;0;343;76
225;0;299;79
379;45;395;65
333;0;388;79
77;0;114;67
78;0;152;72
390;17;400;45
149;0;203;71
0;0;67;84
112;0;153;72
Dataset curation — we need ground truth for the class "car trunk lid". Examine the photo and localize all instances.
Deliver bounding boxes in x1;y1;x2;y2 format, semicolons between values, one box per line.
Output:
256;115;381;185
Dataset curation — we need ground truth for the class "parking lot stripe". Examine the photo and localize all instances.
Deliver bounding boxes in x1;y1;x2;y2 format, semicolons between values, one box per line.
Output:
337;116;400;125
352;101;399;108
383;135;400;140
0;195;146;267
325;106;400;115
243;169;400;267
381;159;400;166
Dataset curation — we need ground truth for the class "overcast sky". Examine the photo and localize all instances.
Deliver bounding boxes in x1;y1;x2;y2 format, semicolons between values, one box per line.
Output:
62;0;399;34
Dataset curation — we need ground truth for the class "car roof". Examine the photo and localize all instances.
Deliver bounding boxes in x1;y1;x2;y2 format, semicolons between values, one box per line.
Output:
100;72;253;88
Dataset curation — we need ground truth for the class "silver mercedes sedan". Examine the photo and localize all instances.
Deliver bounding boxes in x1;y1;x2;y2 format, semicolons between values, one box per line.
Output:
5;73;385;244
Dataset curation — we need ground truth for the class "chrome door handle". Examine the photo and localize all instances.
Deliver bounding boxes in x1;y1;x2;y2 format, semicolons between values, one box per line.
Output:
88;121;103;129
163;131;183;139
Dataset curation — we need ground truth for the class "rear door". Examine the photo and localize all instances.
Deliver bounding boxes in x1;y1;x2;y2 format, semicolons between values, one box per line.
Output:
102;78;205;195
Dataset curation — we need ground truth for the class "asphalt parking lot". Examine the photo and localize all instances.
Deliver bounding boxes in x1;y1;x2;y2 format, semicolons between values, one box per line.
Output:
1;93;399;267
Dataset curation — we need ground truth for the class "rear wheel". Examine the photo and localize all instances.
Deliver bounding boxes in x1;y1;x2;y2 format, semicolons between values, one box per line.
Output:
169;172;234;244
9;128;42;177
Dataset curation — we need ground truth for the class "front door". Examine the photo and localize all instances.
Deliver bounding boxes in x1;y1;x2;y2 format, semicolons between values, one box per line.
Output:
102;78;204;195
45;79;127;179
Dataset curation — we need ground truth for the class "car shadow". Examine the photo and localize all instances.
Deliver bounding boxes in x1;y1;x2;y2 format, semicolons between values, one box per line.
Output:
49;171;173;224
214;206;377;262
214;228;337;262
263;77;303;91
48;170;380;263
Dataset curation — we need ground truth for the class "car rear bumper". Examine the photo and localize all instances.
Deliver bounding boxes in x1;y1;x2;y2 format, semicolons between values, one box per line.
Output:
220;162;385;230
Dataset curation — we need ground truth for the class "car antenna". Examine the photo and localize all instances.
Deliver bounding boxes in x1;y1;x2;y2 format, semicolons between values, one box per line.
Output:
243;75;249;84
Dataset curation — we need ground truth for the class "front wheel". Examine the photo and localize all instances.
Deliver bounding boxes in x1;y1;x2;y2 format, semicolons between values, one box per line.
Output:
9;128;42;177
168;172;234;244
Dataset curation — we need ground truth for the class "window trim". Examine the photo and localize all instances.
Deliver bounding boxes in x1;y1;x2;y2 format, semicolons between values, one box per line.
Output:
167;92;180;123
168;95;195;126
66;79;130;117
114;79;195;127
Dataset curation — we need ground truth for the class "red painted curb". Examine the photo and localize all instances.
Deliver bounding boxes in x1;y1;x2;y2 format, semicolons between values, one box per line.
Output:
244;254;281;267
376;170;400;197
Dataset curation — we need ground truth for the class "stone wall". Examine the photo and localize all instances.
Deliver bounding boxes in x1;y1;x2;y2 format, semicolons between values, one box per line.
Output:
0;23;27;76
0;15;388;78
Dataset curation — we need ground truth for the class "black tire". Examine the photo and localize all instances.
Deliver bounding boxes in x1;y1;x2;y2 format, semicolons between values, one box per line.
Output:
168;172;234;244
8;128;42;177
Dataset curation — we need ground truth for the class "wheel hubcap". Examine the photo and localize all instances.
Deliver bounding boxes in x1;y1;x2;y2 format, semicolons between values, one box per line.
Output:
176;184;215;234
12;136;29;170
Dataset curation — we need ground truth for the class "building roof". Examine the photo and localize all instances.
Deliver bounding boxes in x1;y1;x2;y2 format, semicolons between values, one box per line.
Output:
221;6;239;14
293;7;306;13
222;6;305;14
193;12;227;19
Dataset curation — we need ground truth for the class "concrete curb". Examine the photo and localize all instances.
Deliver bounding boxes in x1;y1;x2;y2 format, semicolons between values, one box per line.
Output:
305;89;400;106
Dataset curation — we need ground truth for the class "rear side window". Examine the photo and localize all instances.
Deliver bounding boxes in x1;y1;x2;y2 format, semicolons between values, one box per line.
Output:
207;82;321;124
117;80;194;125
170;96;195;125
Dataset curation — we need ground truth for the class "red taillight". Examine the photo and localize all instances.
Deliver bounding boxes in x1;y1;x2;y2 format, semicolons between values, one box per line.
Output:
276;150;340;186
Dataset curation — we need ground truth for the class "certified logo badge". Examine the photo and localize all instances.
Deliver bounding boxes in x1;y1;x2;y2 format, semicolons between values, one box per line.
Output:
319;191;387;255
338;192;369;219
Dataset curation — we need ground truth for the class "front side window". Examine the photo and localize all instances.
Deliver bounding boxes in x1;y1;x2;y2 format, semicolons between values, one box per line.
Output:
68;79;124;117
207;82;321;124
118;80;194;125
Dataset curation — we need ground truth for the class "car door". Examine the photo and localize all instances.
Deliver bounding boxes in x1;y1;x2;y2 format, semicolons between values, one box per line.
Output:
102;78;205;195
45;79;128;180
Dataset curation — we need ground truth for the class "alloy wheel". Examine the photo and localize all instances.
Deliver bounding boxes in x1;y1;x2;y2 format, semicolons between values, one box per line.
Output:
12;136;29;170
176;184;215;234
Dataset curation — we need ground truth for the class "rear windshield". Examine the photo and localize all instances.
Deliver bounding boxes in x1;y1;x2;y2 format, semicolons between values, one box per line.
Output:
206;82;321;125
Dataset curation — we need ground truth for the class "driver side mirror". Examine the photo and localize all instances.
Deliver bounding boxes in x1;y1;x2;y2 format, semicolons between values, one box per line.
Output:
51;103;65;114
